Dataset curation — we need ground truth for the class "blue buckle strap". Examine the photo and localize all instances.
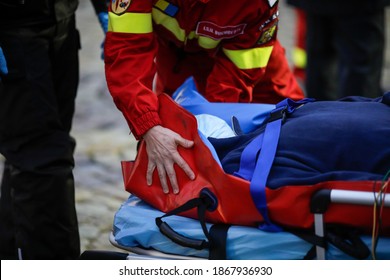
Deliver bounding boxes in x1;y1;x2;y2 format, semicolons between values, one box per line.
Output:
235;98;314;232
250;107;284;232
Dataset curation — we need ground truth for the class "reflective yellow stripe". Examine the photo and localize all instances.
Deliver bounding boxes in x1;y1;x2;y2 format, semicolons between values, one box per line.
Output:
153;8;220;49
198;36;220;49
292;47;307;69
187;31;196;40
108;12;153;34
152;8;185;41
223;46;274;69
151;8;220;49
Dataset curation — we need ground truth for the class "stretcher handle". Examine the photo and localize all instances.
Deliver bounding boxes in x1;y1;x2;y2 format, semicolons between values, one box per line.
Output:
155;189;218;250
157;219;209;250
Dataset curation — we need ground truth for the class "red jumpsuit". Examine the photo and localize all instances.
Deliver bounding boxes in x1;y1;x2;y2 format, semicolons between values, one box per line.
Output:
291;8;307;81
105;0;304;139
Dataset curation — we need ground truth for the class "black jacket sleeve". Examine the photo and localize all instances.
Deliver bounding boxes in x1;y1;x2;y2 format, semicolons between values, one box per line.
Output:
89;0;108;14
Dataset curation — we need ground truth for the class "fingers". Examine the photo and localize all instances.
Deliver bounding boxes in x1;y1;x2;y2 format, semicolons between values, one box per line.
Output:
146;161;155;186
143;126;195;194
172;150;195;182
146;160;170;193
156;163;170;194
164;165;179;194
175;137;195;181
146;152;186;194
176;137;194;149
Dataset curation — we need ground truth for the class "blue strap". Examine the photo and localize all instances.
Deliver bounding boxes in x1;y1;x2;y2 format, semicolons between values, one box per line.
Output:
233;133;264;181
251;111;284;232
235;98;314;232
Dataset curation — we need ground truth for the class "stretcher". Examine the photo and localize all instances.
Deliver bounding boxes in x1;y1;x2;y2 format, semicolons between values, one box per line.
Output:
106;193;390;260
80;78;390;260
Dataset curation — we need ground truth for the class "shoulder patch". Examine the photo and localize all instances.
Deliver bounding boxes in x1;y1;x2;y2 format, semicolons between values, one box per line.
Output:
257;21;277;45
196;22;246;40
111;0;131;15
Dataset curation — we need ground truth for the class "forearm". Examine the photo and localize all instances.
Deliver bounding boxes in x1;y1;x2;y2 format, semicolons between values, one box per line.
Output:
105;32;160;139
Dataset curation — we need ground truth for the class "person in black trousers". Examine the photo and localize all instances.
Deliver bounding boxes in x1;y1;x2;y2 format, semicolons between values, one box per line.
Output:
0;0;107;260
286;0;390;100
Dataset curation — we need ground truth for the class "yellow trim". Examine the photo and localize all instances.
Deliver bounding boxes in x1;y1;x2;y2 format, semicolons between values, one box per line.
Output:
187;31;196;40
150;8;220;49
223;46;274;69
198;36;220;49
152;8;185;41
108;12;153;34
292;47;307;69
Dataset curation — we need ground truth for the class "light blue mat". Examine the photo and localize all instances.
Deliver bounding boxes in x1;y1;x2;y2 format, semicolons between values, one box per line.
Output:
113;195;390;260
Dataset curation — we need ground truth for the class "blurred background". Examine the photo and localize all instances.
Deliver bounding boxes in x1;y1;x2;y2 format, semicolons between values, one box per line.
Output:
1;1;389;253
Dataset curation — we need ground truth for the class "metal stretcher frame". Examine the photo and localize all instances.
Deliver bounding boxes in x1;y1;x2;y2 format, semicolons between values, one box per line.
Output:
311;189;390;260
82;188;389;261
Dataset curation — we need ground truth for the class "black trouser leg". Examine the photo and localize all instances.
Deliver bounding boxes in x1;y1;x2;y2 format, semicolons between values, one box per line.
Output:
10;165;80;260
0;162;18;259
0;17;80;259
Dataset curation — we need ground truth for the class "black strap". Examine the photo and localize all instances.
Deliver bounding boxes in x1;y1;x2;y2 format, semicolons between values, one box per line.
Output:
155;197;211;250
289;226;370;260
209;224;231;260
290;228;327;248
326;227;370;259
155;190;231;259
303;246;317;260
290;229;327;259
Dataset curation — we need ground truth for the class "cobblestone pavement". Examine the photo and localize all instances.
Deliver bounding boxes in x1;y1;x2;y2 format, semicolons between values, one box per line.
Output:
72;2;136;252
1;2;390;255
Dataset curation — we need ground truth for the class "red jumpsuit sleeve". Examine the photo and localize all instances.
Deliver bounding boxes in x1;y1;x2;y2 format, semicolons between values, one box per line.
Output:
204;3;279;103
104;0;161;139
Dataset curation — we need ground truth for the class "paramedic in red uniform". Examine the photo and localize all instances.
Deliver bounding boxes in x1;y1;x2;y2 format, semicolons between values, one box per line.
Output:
104;0;304;194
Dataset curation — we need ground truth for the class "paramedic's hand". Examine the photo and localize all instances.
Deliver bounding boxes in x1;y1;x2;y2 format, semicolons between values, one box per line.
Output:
143;125;195;194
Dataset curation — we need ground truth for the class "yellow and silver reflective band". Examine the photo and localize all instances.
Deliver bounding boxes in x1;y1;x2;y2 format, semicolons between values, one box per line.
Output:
152;8;220;49
152;8;185;41
108;12;153;34
198;35;220;49
223;46;274;70
292;47;307;69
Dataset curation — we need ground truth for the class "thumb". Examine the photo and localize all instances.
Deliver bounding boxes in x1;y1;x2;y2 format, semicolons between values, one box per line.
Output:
176;137;194;149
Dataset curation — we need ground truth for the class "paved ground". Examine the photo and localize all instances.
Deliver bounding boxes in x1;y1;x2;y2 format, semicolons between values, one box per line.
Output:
1;2;390;255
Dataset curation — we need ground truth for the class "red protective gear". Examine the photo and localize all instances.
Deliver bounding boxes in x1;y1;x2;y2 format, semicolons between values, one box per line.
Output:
105;0;304;139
